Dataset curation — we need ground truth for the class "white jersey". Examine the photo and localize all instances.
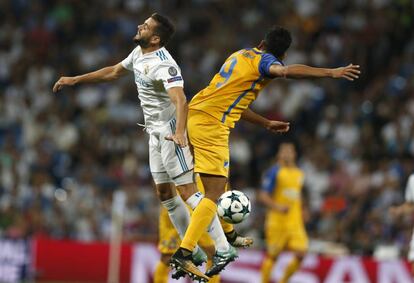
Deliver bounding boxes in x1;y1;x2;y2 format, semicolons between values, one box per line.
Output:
405;174;414;203
121;46;184;134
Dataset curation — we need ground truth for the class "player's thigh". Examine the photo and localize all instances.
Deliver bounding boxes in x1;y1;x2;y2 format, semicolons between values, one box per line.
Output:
158;207;181;255
155;182;176;201
265;227;288;257
175;177;198;200
286;228;309;253
149;134;173;185
160;119;194;180
188;110;230;178
195;172;231;194
199;173;227;201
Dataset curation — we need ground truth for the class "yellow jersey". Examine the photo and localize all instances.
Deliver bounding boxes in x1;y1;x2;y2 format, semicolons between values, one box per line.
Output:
262;164;305;229
189;48;283;128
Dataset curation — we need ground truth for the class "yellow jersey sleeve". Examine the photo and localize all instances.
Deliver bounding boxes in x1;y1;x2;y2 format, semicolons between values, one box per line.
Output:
189;48;283;128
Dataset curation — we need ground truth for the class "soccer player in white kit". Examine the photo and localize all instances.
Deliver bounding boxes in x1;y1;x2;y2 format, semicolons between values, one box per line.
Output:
53;13;240;282
390;173;414;277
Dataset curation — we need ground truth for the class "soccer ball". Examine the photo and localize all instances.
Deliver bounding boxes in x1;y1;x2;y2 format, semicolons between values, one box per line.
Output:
217;190;251;224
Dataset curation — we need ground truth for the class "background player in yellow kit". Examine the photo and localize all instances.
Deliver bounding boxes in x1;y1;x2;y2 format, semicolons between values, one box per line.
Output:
170;26;360;280
156;208;221;283
155;179;220;283
259;142;307;283
155;206;182;283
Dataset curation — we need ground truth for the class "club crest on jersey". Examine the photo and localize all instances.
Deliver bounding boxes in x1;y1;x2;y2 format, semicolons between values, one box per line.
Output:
168;66;178;76
224;160;229;168
143;65;149;75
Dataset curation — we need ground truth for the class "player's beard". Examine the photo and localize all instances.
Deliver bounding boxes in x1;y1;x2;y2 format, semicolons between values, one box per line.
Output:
133;36;151;48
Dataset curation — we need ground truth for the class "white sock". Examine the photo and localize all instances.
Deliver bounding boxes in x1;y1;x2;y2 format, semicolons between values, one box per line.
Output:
161;195;190;239
161;195;201;254
186;192;230;252
186;191;203;209
208;215;230;252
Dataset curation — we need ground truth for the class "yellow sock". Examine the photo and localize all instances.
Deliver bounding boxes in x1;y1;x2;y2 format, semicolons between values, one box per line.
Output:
260;256;275;283
153;261;169;283
205;259;221;283
280;257;301;283
219;217;234;234
181;198;217;251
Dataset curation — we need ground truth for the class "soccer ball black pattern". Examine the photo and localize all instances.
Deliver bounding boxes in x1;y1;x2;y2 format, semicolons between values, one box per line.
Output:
217;190;251;224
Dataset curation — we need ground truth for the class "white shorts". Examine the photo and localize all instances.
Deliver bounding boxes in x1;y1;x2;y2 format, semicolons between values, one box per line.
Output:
149;118;193;185
409;229;414;261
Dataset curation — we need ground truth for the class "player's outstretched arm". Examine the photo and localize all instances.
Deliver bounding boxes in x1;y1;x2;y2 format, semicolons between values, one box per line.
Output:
241;108;290;133
165;87;188;147
269;63;360;81
53;63;129;93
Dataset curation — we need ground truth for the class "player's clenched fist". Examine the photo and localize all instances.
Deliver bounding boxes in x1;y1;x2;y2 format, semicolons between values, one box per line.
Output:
53;76;78;93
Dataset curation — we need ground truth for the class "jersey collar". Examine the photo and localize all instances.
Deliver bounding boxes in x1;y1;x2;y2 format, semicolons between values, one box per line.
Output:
140;46;165;57
253;47;263;54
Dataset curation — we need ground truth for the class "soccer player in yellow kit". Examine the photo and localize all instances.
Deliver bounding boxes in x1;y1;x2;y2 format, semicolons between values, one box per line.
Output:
155;179;220;283
259;143;307;283
170;26;360;281
156;207;220;283
155;206;182;283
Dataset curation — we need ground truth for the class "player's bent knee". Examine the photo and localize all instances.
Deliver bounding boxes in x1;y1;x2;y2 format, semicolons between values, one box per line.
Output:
176;184;197;201
156;183;175;201
265;254;278;262
267;245;284;259
266;249;281;260
174;171;197;200
294;250;307;261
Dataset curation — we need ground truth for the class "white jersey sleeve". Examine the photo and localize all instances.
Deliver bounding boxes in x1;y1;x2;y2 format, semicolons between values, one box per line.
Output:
153;62;184;90
121;46;140;71
405;174;414;203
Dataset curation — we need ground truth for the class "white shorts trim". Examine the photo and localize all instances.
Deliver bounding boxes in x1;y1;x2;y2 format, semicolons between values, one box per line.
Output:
173;170;194;186
152;170;194;186
152;172;171;185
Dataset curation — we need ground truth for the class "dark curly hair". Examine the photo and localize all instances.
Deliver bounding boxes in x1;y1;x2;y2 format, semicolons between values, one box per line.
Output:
264;26;292;58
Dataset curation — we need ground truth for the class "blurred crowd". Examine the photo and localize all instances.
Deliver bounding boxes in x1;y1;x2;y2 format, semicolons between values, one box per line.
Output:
0;0;413;257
